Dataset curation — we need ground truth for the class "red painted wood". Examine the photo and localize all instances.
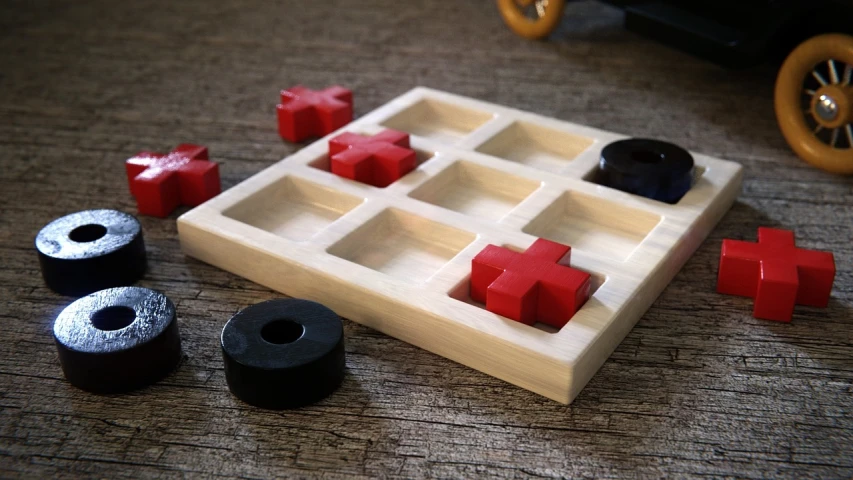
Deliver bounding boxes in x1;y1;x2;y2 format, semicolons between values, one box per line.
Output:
717;227;836;322
126;144;220;218
328;129;416;187
277;85;353;142
471;239;591;328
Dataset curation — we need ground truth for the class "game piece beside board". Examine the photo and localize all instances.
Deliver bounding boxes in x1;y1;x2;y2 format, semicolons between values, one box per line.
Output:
221;299;346;409
36;209;148;296
277;85;354;142
53;286;182;393
717;227;836;322
126;144;221;218
178;87;743;404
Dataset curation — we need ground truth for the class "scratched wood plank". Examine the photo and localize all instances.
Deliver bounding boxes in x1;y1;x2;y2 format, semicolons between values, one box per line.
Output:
1;0;852;478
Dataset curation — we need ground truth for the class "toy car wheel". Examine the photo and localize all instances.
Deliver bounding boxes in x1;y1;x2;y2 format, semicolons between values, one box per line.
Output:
497;0;565;40
775;33;853;174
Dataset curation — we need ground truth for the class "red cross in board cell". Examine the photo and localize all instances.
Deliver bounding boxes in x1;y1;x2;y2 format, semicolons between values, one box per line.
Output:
471;239;592;328
125;144;220;218
717;227;835;322
277;85;353;142
328;129;417;188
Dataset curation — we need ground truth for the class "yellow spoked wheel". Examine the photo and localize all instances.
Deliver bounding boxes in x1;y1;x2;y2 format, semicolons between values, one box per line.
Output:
775;33;853;174
497;0;566;40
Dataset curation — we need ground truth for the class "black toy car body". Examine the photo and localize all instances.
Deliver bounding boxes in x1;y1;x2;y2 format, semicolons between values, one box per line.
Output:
497;0;853;174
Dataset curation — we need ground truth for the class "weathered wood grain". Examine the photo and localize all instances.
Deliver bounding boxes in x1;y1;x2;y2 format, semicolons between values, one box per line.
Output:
1;0;852;478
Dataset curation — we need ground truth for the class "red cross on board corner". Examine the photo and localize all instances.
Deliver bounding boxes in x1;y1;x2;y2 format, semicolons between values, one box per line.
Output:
277;85;353;142
471;239;592;328
717;227;836;322
328;129;417;188
125;144;221;218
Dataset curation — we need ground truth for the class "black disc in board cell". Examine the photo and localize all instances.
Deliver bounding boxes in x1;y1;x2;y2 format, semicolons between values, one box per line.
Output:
53;286;182;393
598;138;695;204
221;299;345;409
35;209;147;296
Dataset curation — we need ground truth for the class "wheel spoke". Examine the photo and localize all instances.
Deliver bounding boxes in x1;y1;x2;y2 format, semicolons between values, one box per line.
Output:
828;60;840;84
814;124;824;134
844;64;853;86
847;124;853;148
535;0;548;18
812;69;829;86
804;89;816;96
830;127;840;147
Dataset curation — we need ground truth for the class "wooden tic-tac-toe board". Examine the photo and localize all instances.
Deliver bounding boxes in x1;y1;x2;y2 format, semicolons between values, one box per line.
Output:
177;87;743;404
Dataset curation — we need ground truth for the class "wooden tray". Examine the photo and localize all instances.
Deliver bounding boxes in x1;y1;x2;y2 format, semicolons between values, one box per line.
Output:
177;87;743;404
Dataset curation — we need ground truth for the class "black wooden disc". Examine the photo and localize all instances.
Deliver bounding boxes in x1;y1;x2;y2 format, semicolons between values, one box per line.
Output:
598;138;695;204
221;299;345;409
53;286;182;393
36;209;147;296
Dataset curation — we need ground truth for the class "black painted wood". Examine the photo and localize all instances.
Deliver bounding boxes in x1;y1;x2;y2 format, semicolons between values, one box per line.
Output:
1;1;852;478
222;299;345;410
53;287;181;393
597;138;694;203
35;209;147;296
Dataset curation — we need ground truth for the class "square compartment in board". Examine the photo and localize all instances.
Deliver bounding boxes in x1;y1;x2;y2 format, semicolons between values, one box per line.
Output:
476;121;594;174
308;145;437;183
408;160;541;222
523;191;661;261
327;208;476;284
446;245;608;334
381;98;493;143
222;176;363;242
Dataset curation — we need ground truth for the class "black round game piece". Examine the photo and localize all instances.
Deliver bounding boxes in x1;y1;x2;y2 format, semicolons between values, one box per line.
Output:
35;209;147;296
597;138;695;204
221;299;345;409
53;286;182;393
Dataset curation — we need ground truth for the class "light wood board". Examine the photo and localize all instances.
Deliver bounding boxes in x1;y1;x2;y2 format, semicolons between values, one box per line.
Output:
177;87;743;404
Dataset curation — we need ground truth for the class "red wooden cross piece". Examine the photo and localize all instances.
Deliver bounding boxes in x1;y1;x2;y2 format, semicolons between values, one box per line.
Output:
328;129;417;188
717;227;836;322
471;238;591;328
125;144;220;218
277;85;353;142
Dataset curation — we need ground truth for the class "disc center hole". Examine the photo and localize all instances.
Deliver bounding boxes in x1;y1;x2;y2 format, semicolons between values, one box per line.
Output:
631;149;665;164
91;306;137;331
261;320;305;344
69;224;107;243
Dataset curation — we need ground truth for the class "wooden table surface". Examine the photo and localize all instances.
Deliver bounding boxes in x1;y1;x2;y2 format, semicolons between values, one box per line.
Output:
2;1;852;478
